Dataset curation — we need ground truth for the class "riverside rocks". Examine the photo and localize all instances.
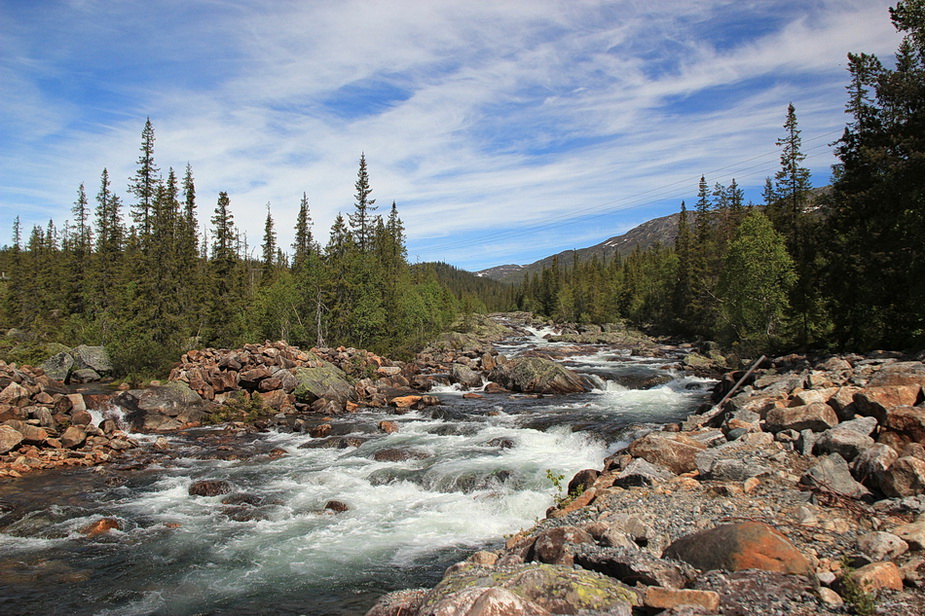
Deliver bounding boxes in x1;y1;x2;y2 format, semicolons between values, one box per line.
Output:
368;350;925;616
0;360;140;478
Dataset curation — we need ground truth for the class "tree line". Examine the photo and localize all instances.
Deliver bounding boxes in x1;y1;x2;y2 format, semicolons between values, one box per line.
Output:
514;1;925;354
0;124;471;377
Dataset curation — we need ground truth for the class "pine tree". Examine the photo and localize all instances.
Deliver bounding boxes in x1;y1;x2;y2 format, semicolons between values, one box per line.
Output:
348;153;378;252
672;200;694;328
261;202;277;282
772;103;812;243
292;192;316;270
128;118;160;239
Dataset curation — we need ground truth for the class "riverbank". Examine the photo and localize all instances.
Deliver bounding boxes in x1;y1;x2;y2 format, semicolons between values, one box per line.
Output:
367;351;925;615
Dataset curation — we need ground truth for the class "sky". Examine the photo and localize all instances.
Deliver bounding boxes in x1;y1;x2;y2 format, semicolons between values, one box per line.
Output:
0;0;904;271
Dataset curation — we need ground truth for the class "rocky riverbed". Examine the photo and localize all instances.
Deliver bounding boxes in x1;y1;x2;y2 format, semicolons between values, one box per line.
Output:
367;351;925;616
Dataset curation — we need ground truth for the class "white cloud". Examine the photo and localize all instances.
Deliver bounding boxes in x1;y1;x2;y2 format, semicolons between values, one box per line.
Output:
0;0;903;269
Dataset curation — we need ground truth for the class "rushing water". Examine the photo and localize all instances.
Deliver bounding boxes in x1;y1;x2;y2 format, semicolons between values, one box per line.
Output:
0;328;713;616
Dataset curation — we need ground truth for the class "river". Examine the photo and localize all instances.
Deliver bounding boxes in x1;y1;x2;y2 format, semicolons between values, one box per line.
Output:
0;325;714;616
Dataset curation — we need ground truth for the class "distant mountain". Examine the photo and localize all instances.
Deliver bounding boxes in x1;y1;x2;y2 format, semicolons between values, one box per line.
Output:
475;211;685;284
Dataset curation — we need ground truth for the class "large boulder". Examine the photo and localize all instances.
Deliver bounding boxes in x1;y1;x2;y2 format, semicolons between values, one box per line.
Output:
878;456;925;497
293;364;356;406
72;345;113;377
0;424;23;454
800;453;871;499
450;363;483;389
488;357;589;394
854;386;922;423
764;403;838;433
42;351;75;382
627;432;707;475
663;522;812;576
114;382;206;431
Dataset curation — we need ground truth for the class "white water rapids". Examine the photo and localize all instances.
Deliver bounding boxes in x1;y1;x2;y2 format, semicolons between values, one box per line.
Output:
0;328;713;616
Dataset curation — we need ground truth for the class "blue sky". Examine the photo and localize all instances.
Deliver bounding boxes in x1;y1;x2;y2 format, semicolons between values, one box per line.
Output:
0;0;902;271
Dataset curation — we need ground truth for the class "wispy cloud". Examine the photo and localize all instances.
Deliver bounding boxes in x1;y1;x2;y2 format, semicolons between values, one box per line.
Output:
0;0;901;269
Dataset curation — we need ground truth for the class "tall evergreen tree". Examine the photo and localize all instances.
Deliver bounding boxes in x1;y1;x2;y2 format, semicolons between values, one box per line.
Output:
672;200;694;327
292;192;316;270
348;153;378;252
261;203;277;282
128;118;160;239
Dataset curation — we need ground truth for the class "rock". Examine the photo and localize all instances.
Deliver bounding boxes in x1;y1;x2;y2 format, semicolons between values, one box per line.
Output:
844;561;904;593
487;357;589;394
884;405;925;442
532;526;594;565
870;362;925;387
72;345;113;375
567;469;599;495
324;500;349;513
575;547;690;589
114;382;206;431
80;517;121;537
708;459;772;482
0;382;30;406
70;408;94;426
892;521;925;551
16;423;47;445
800;453;871;499
663;522;812;576
878;456;925;497
691;570;818;615
42;351;75;382
813;427;874;462
764;402;838;433
613;458;673;488
365;589;428;616
378;420;399;434
644;587;720;612
309;423;332;438
153;437;170;451
293;364;356;405
417;563;636;616
817;587;844;608
854;386;922;423
189;479;233;497
857;531;909;562
450;363;483;389
426;587;552;616
0;424;23;453
627;432;707;475
373;448;431;462
60;425;87;449
852;443;899;488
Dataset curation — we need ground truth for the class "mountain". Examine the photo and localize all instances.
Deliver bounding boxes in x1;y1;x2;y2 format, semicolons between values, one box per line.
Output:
475;211;685;284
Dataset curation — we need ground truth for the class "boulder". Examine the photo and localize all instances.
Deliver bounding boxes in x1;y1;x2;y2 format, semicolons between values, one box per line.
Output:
644;587;720;612
531;526;594;566
450;363;483;389
884;405;925;442
114;382;206;432
188;479;233;497
627;432;707;475
0;382;30;406
72;345;113;376
293;364;356;406
663;522;812;576
843;561;904;593
488;357;589;395
15;423;47;445
613;458;673;488
575;547;691;589
800;454;871;499
416;563;636;616
892;521;925;551
869;362;925;388
814;427;875;462
42;351;75;382
852;443;899;489
877;456;925;497
80;517;122;537
764;402;838;433
0;424;23;454
60;425;87;449
854;386;922;423
857;532;909;562
71;368;102;383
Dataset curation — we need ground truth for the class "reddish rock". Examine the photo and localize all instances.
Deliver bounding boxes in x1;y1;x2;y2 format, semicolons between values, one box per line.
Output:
188;479;233;497
0;424;23;454
845;561;904;593
60;425;87;449
627;432;707;474
663;522;812;576
238;366;271;389
0;382;31;406
532;526;595;566
378;420;399;434
70;408;94;426
885;405;925;442
463;392;483;399
644;587;720;612
324;500;349;513
258;377;283;392
80;517;122;537
878;456;925;497
309;423;332;438
854;386;922;423
853;443;899;488
869;362;925;388
373;448;431;462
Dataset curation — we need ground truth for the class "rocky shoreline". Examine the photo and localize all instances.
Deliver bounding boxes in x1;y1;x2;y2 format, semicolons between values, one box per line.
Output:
366;351;925;616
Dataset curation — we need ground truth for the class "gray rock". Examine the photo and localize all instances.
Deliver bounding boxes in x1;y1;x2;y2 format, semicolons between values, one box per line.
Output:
765;403;839;433
488;357;589;394
41;351;75;382
709;458;772;482
878;456;925;498
72;345;113;375
852;443;899;488
293;364;356;405
800;453;871;499
574;546;692;589
614;458;673;488
450;363;483;389
814;428;875;462
114;382;206;432
70;368;102;383
837;415;879;436
857;531;909;562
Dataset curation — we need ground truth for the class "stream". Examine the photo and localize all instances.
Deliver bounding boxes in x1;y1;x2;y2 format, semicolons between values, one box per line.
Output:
0;325;714;616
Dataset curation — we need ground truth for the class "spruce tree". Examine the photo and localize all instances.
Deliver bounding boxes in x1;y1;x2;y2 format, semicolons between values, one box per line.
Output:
349;153;378;252
128;118;160;239
292;192;315;270
261;202;277;282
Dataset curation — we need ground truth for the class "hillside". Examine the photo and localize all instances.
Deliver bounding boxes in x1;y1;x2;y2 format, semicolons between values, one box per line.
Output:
476;211;685;284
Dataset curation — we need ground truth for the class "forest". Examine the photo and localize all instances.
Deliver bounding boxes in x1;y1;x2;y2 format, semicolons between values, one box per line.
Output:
1;1;923;377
